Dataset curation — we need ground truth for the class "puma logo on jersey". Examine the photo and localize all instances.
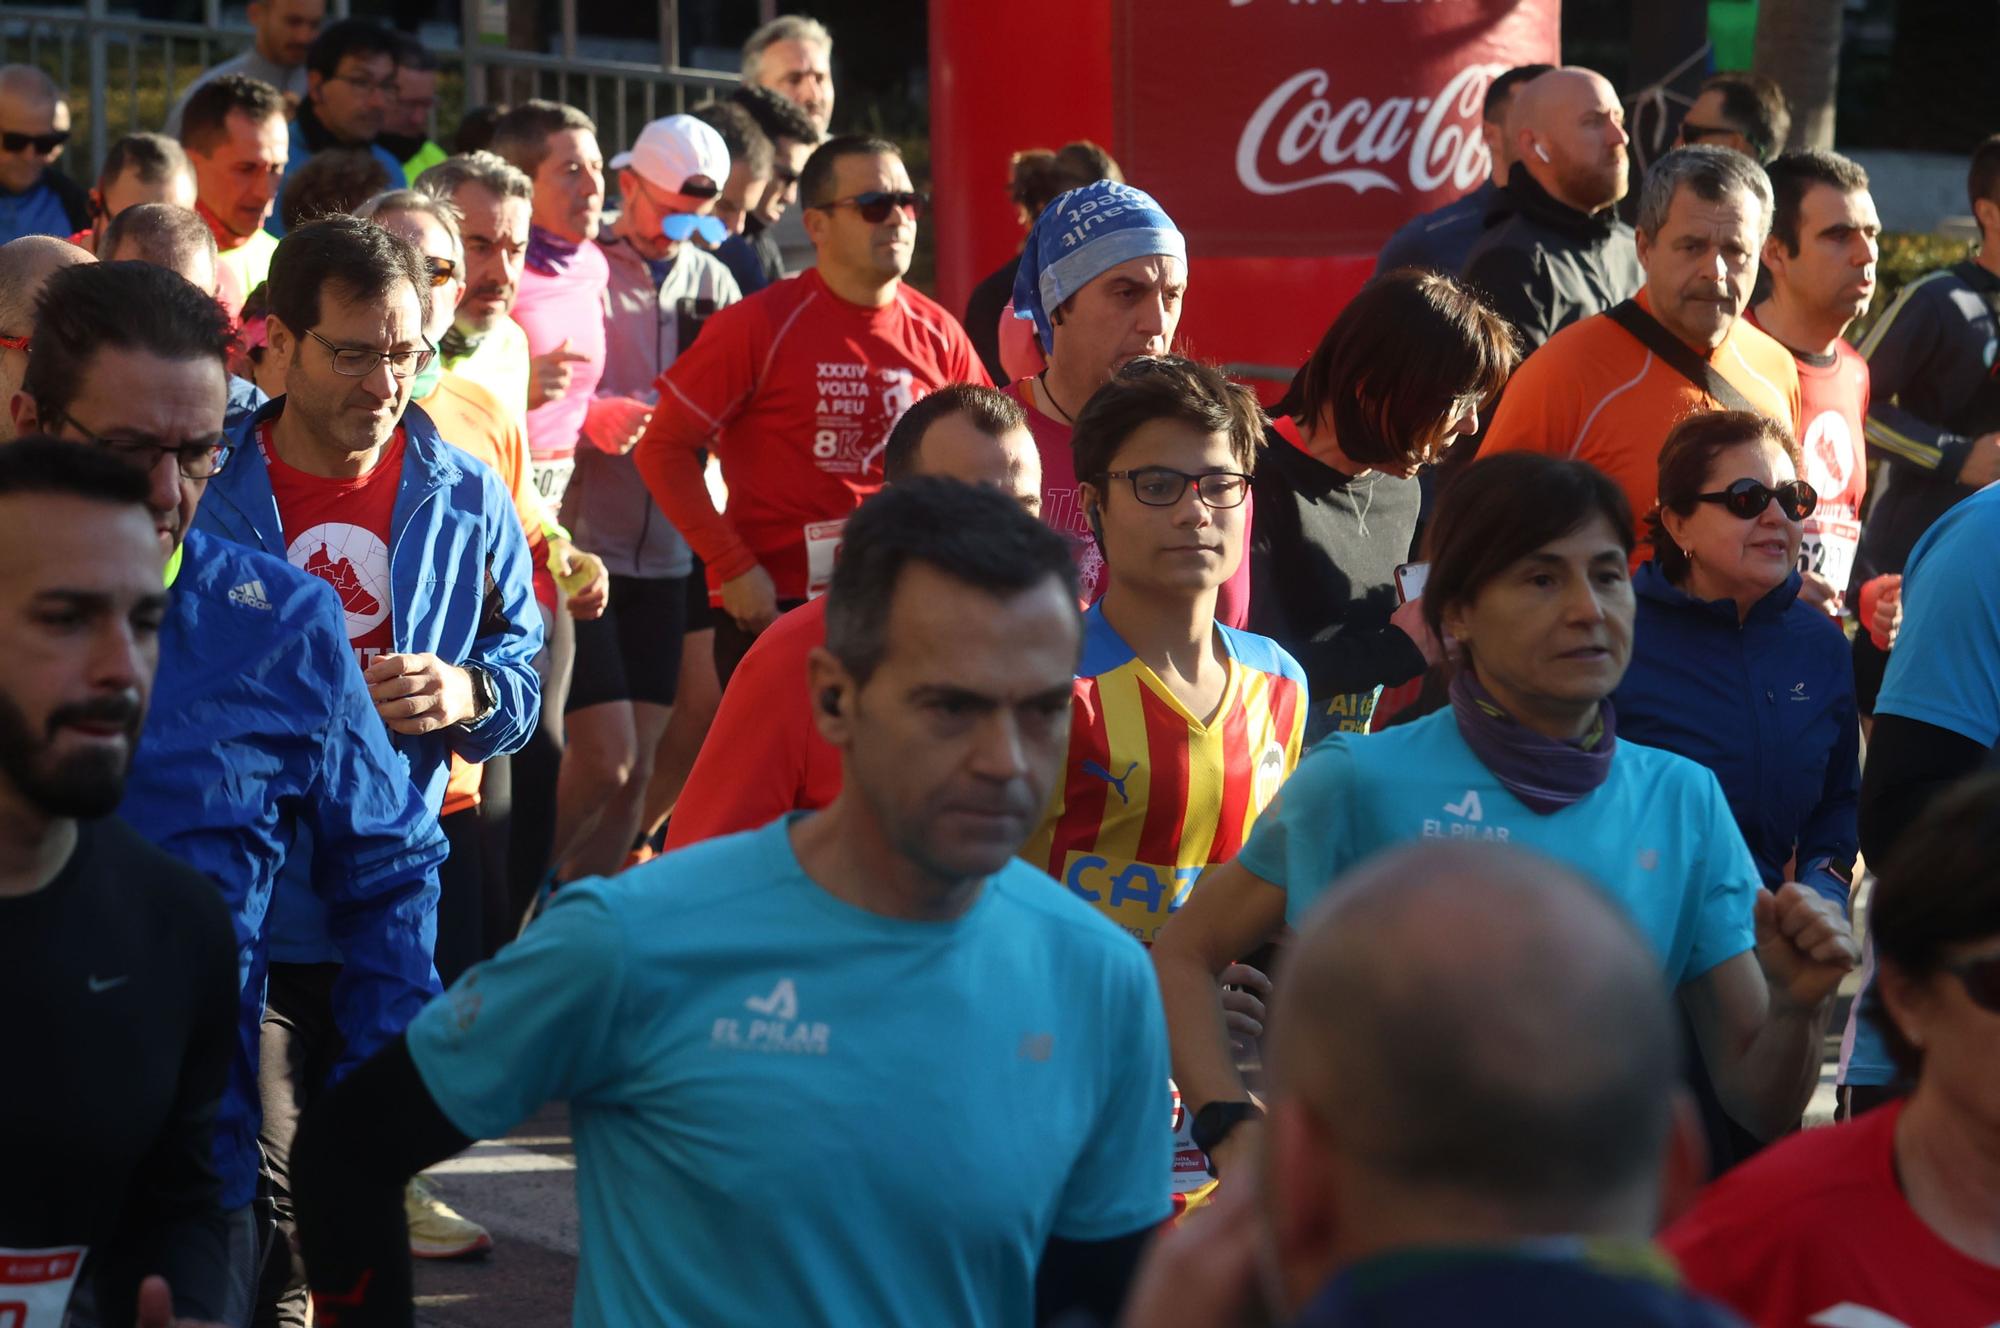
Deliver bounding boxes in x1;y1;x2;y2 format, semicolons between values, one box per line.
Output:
1084;760;1140;805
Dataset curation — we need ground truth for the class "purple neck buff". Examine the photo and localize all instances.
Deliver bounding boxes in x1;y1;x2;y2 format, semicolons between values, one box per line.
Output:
525;224;580;276
1448;669;1616;815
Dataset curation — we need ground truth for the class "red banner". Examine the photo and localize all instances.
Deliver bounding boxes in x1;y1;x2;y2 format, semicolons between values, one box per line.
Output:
1113;0;1561;258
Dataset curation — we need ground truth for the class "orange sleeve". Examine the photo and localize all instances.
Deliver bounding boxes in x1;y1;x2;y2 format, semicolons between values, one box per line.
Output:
634;301;766;584
497;411;549;566
1477;350;1570;460
663;605;819;848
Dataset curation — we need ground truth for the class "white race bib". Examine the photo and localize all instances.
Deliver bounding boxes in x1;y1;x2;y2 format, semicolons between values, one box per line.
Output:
1800;514;1860;598
531;456;576;509
804;518;847;600
0;1247;86;1328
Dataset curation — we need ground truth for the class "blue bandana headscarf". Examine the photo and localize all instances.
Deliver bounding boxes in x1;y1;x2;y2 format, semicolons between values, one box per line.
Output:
1011;181;1186;354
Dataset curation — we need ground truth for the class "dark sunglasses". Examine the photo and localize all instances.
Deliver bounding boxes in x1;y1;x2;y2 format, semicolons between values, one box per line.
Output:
424;256;458;288
676;177;720;200
1695;477;1818;522
0;129;69;155
1944;951;2000;1015
819;190;927;224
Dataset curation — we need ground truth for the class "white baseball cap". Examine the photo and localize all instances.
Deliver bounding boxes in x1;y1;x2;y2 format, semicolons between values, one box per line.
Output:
609;114;731;194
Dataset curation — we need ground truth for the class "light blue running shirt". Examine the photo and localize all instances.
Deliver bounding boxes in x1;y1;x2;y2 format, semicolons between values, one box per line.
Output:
1237;708;1758;987
406;815;1170;1327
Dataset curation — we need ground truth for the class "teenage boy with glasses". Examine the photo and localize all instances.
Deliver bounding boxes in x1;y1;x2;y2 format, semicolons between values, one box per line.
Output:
635;134;986;686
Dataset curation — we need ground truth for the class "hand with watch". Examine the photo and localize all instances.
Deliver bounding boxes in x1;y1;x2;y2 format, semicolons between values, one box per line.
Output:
1191;1098;1266;1180
362;654;497;735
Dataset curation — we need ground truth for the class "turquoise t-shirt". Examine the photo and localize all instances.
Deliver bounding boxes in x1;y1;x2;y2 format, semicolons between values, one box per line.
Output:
1237;708;1758;987
406;815;1170;1328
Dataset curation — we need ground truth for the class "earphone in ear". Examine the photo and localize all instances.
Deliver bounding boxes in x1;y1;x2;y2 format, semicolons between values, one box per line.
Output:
1534;142;1552;163
819;689;841;718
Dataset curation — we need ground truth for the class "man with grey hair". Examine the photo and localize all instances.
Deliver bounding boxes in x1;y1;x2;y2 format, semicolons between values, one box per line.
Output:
0;64;89;243
1483;145;1803;539
742;15;834;136
1461;66;1641;355
1121;841;1736;1327
0;234;94;442
416;150;535;423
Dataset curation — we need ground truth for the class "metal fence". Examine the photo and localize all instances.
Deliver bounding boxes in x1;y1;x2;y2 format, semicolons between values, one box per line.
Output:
1;1;737;178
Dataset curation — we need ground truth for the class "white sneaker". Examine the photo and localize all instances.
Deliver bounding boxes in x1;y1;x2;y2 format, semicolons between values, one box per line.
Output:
405;1175;494;1260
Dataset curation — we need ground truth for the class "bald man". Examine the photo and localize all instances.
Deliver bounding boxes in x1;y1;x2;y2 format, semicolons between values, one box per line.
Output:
1461;66;1643;356
0;64;88;243
1124;842;1740;1328
0;234;94;442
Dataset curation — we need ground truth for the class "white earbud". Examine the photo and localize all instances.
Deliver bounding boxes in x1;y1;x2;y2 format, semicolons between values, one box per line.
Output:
1534;142;1552;163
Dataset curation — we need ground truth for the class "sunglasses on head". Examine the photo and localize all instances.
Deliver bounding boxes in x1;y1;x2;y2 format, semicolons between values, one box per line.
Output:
1695;476;1818;522
1;129;69;155
819;190;927;224
1944;950;2000;1015
661;213;729;246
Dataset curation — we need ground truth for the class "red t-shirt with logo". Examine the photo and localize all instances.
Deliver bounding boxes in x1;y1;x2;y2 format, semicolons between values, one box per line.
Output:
1665;1101;2000;1327
1745;309;1870;598
262;424;404;671
634;268;990;604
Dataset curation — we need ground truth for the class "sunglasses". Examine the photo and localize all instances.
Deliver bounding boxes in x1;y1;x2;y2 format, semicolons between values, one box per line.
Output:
1695;477;1818;522
1;129;69;155
1944;951;2000;1015
425;256;457;288
676;177;720;201
662;213;729;246
819;191;927;224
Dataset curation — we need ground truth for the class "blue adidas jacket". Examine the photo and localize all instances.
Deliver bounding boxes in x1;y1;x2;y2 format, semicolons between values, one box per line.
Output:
119;528;447;1210
1614;563;1859;908
202;398;542;964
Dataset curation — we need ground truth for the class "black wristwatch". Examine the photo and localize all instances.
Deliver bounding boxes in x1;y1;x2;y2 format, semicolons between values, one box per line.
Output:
459;664;497;727
1191;1099;1265;1167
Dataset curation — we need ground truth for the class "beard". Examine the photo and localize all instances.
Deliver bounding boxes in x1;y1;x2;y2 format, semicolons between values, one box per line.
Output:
0;688;144;819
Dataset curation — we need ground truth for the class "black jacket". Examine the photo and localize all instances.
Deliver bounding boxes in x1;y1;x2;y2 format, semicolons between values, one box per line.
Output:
44;166;91;233
1461;164;1642;355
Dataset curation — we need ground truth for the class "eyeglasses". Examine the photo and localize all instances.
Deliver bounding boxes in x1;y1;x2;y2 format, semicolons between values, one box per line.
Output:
1695;477;1818;522
305;327;436;379
1943;950;2000;1015
326;72;398;97
662;213;729;246
0;330;27;354
424;256;458;287
1104;467;1252;510
51;410;231;479
816;191;927;224
676;177;720;201
0;129;70;155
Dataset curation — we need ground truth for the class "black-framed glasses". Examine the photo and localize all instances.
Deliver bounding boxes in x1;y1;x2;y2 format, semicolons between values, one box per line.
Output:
424;256;458;288
1943;950;2000;1015
51;410;231;479
0;129;70;155
1104;467;1252;510
305;328;436;379
1695;477;1817;522
326;72;398;97
817;190;927;223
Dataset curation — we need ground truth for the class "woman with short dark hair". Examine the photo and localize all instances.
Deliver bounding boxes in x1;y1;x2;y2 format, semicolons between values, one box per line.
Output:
1248;269;1515;741
1667;773;2000;1322
1154;451;1858;1181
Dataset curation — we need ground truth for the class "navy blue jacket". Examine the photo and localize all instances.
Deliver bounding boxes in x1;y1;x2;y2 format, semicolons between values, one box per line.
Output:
1372;180;1496;279
119;529;447;1210
1296;1246;1745;1328
202;398;542;964
1615;563;1859;907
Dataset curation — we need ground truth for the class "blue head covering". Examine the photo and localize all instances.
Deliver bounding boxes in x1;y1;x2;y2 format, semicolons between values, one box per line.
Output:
1011;181;1186;354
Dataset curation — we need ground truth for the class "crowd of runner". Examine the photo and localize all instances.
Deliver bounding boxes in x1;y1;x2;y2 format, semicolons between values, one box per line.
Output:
1;7;1998;1326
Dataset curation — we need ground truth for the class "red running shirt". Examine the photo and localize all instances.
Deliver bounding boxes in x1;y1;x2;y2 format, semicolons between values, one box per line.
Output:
1745;309;1871;596
262;424;405;670
634;268;989;604
1665;1100;2000;1327
663;597;840;848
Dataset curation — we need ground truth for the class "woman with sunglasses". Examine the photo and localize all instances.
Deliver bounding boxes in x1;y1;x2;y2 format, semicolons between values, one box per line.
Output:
1617;410;1859;911
1154;452;1856;1183
1667;772;2000;1323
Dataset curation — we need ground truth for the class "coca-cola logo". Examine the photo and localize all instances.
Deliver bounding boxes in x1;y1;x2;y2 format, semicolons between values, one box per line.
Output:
1236;62;1503;197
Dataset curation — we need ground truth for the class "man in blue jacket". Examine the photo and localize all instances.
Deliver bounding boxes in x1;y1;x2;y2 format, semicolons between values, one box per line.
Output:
10;252;447;1324
270;19;406;238
201;213;539;1316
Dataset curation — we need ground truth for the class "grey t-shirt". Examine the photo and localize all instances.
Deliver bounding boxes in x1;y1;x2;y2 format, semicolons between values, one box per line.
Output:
165;48;308;137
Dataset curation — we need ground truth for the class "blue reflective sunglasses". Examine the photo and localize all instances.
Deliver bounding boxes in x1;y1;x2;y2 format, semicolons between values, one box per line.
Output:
662;213;729;246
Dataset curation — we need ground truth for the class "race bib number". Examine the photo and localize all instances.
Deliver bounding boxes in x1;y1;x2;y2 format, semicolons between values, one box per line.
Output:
1168;1082;1218;1216
1799;514;1860;597
0;1247;86;1328
804;518;847;599
530;456;576;509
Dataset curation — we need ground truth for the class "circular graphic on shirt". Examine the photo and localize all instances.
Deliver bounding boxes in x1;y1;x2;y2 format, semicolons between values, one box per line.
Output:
287;522;391;639
1800;409;1857;501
